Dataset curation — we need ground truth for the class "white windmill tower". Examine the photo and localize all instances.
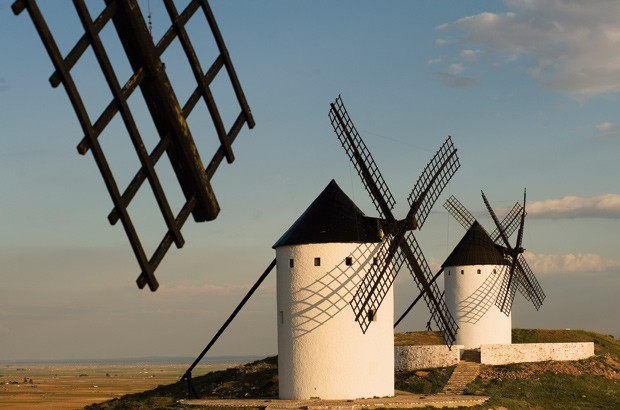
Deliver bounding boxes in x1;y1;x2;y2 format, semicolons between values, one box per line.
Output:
441;192;546;348
272;96;461;400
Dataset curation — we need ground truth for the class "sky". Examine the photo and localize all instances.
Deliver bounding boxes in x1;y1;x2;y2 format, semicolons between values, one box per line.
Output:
1;0;619;361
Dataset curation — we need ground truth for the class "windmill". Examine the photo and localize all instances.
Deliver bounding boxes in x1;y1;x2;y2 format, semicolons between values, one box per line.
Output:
329;95;460;346
12;0;254;291
437;191;546;347
445;191;546;315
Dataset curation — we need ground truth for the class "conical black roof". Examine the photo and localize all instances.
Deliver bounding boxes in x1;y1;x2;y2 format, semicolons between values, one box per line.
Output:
442;221;508;267
273;180;382;248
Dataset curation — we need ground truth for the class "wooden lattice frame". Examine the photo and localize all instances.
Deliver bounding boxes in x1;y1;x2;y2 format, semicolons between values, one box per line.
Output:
12;0;255;291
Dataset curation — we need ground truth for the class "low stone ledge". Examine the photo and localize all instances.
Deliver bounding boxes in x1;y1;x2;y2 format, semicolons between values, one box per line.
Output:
481;342;594;365
395;345;464;371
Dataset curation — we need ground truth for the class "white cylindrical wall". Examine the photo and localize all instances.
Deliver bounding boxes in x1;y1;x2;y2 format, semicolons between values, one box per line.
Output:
276;242;394;400
444;264;511;348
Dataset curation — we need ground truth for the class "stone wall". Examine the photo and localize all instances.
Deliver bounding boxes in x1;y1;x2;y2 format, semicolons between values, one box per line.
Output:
481;342;594;365
394;345;464;371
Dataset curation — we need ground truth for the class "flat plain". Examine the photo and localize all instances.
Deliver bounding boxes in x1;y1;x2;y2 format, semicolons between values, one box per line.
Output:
0;362;225;409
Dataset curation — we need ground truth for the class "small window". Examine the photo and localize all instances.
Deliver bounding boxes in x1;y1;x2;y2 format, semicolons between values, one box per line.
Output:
314;257;321;266
289;259;294;268
477;269;481;274
368;309;377;322
279;311;284;324
372;257;378;265
345;257;353;266
461;269;464;275
448;270;451;276
493;269;497;274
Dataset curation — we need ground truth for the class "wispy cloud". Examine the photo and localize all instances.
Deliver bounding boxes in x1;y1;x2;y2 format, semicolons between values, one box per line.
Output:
527;194;620;219
434;71;477;88
448;63;464;75
411;253;618;277
460;49;482;62
436;0;620;96
595;121;617;139
526;251;620;275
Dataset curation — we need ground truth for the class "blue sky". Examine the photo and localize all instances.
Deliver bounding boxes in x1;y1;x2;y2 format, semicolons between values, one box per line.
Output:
1;0;619;361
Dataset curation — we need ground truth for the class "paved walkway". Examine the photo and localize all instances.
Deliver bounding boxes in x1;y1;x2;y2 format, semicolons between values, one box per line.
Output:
441;349;482;395
183;391;489;409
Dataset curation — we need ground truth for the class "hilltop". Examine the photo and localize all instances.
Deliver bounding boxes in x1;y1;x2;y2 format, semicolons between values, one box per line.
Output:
85;329;620;409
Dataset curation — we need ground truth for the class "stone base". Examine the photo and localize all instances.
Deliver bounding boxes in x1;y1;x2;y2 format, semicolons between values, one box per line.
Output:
481;342;594;365
395;342;595;370
395;345;464;371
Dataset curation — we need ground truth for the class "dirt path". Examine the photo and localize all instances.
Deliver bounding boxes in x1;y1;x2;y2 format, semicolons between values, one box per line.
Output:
184;391;489;409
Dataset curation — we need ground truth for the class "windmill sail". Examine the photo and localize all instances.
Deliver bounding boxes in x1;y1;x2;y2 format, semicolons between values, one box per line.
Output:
408;137;459;229
440;192;546;317
329;95;396;220
13;0;254;290
349;230;407;332
330;95;460;346
482;190;546;315
444;195;476;230
401;231;458;344
490;202;525;243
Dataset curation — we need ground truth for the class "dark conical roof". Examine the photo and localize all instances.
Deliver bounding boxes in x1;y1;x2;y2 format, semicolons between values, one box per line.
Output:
442;221;508;267
273;180;383;248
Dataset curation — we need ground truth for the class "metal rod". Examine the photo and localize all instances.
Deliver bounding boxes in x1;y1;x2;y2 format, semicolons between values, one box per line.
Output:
394;268;444;328
181;258;277;398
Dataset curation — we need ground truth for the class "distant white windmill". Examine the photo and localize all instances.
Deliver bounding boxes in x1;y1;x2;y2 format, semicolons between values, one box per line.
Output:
441;193;546;348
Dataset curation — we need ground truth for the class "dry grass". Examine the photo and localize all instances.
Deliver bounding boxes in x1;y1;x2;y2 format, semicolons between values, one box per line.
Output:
393;330;444;346
0;363;225;409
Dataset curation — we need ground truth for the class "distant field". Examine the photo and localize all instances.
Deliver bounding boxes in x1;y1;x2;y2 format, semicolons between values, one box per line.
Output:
0;363;228;409
4;330;619;409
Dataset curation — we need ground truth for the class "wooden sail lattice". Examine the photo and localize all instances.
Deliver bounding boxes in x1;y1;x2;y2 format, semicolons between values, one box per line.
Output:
330;95;460;346
12;0;254;291
444;194;546;315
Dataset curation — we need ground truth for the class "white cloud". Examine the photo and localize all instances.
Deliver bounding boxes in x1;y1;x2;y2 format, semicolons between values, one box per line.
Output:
525;251;620;275
460;49;482;61
527;194;620;219
438;0;620;95
415;252;618;277
595;122;616;139
448;63;464;75
434;71;477;88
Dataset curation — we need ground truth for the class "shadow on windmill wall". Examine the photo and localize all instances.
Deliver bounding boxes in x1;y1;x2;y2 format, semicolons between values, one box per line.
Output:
288;242;381;339
454;265;506;324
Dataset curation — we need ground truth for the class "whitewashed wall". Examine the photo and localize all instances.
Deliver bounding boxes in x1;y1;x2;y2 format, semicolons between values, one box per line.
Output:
481;342;595;365
394;345;464;371
276;242;394;400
